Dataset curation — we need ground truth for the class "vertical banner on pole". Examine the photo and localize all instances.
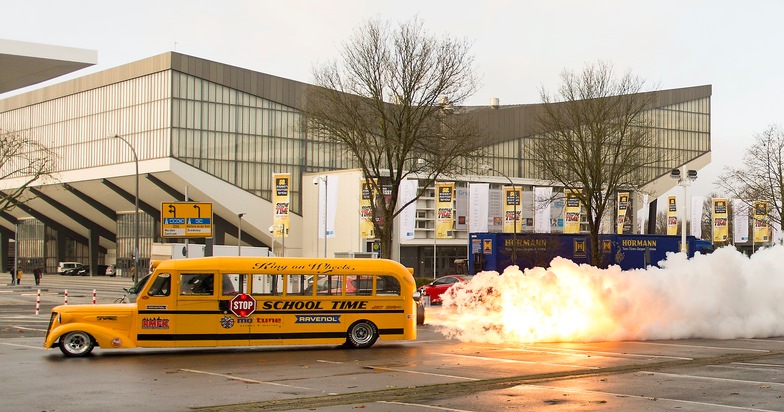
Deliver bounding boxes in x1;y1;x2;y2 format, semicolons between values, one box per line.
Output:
503;186;521;234
638;193;649;234
273;173;290;238
732;199;749;243
314;175;337;240
690;196;704;238
667;196;678;235
534;187;553;233
435;182;454;239
616;192;630;234
360;179;375;239
563;189;581;234
712;198;729;242
753;201;770;243
469;183;489;233
399;180;418;241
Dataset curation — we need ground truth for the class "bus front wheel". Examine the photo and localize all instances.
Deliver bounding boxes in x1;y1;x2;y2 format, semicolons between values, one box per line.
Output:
59;331;95;357
346;320;378;348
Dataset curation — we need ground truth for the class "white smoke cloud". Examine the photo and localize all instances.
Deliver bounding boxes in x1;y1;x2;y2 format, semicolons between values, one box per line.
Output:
430;245;784;343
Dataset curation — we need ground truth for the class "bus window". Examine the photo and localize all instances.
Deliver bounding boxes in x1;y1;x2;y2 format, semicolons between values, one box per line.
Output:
346;275;373;296
147;273;171;296
314;275;342;295
181;274;214;295
222;274;242;296
286;274;310;296
251;274;283;295
376;275;401;296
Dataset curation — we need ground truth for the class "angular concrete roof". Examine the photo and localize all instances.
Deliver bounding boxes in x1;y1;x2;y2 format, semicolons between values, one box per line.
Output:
0;39;97;94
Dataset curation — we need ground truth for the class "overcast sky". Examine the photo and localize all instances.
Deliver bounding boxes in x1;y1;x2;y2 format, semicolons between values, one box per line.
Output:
3;0;783;205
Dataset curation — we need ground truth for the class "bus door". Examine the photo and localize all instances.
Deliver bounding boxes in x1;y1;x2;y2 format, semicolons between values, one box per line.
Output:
217;273;253;345
136;272;177;346
176;273;219;347
247;273;285;345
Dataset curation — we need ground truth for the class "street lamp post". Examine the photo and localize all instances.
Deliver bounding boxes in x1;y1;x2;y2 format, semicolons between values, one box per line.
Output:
670;167;698;253
483;165;518;264
115;135;139;283
237;213;246;256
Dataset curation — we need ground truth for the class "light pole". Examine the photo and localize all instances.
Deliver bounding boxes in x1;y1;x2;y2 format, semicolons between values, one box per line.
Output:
237;213;246;256
670;167;697;253
433;186;438;279
115;135;139;283
483;165;518;264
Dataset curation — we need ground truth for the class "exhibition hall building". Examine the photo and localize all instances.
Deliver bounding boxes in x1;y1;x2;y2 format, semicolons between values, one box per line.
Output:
0;41;711;277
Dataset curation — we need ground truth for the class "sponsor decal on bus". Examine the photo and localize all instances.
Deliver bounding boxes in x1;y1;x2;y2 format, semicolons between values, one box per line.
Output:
296;315;341;324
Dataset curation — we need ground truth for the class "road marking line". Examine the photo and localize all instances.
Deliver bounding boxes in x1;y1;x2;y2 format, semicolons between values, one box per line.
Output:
643;371;784;387
0;342;44;350
633;341;769;352
441;353;600;369
10;326;48;332
501;346;693;360
730;362;784;369
179;368;321;391
378;400;475;411
518;384;778;412
363;365;478;381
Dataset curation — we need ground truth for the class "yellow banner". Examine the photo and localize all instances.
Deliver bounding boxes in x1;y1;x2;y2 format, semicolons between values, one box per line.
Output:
667;196;678;235
272;173;290;238
712;198;728;243
753;201;770;243
564;189;580;234
502;186;521;234
617;192;629;234
436;182;454;239
359;179;375;239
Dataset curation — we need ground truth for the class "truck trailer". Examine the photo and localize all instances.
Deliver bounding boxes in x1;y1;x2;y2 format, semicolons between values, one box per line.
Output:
468;232;714;274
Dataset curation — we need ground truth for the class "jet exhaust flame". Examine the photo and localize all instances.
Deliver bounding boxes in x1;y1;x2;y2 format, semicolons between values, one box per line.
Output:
429;245;784;343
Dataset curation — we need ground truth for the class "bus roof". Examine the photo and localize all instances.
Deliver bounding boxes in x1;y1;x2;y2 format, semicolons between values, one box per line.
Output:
154;257;414;283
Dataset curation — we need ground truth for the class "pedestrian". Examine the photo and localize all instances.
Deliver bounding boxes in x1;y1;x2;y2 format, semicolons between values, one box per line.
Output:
9;270;14;285
16;269;22;285
34;267;42;286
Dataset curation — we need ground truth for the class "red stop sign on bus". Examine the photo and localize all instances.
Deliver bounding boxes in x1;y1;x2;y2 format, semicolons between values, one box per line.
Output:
229;293;256;318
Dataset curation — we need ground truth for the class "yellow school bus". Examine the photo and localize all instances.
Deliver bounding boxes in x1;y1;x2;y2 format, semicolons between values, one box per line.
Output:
44;257;417;357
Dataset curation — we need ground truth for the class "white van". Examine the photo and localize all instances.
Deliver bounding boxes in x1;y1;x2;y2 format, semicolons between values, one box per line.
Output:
57;262;83;275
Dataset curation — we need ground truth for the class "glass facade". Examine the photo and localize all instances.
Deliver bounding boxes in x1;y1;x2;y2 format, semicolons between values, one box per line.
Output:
481;98;711;185
116;212;154;277
170;72;357;215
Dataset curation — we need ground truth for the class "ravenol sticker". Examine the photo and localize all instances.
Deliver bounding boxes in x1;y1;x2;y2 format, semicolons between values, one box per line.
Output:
295;315;341;324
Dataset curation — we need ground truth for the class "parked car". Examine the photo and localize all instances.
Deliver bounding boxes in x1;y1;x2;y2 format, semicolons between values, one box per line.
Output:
416;274;472;305
63;265;89;276
57;262;84;276
97;264;116;276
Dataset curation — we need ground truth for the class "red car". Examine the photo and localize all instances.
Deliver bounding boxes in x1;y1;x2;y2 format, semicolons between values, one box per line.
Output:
417;275;472;305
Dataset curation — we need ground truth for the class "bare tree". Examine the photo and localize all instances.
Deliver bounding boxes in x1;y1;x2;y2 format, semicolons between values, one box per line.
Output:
532;61;659;266
304;17;487;258
717;124;784;233
0;129;56;212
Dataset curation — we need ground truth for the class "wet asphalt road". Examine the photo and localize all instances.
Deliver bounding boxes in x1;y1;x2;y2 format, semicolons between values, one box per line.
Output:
2;276;784;411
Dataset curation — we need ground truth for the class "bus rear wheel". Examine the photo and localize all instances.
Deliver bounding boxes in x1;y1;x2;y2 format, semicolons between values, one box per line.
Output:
59;331;95;357
346;320;378;348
